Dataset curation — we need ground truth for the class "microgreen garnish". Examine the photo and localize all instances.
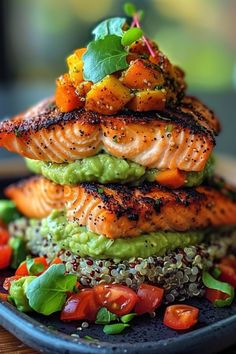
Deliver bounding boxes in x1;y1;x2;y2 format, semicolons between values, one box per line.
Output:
123;2;155;57
121;28;143;47
202;271;235;307
103;323;130;335
92;17;126;39
95;307;118;324
83;35;128;83
124;2;136;17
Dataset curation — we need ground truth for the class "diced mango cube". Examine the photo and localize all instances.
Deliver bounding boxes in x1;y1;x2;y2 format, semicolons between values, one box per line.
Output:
85;75;132;115
121;59;164;89
55;74;84;112
67;48;86;87
127;90;166;111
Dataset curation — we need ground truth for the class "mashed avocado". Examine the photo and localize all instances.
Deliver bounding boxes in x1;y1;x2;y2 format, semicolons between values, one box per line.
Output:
36;210;204;260
26;153;214;186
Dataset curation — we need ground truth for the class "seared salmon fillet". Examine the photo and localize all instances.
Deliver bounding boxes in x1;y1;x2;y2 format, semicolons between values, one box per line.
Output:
0;96;220;172
5;176;236;239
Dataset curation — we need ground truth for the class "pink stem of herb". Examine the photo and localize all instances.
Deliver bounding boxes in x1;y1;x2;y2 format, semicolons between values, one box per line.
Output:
132;14;156;58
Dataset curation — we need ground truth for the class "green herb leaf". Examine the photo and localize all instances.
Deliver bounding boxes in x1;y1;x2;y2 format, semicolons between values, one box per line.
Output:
0;200;20;224
95;307;117;324
212;267;221;279
120;313;136;323
83;35;128;83
92;17;126;39
103;323;130;335
26;264;77;315
9;237;28;269
202;271;235;307
165;124;173;133
26;258;45;275
123;2;136;17
121;28;143;47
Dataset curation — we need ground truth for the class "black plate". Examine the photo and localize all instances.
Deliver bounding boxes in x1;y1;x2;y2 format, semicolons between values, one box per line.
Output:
1;177;236;354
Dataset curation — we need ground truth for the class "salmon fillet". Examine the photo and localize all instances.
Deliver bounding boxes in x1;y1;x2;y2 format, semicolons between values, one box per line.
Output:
5;176;236;239
0;96;220;172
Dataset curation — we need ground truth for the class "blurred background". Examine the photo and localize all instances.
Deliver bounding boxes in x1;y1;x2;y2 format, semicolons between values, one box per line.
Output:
0;0;235;169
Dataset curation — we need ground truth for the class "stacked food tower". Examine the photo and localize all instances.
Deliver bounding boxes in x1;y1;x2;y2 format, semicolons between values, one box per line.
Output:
1;11;236;304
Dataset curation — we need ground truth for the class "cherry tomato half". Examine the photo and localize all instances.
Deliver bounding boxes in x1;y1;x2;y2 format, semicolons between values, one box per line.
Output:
205;288;229;304
218;264;236;288
163;304;199;330
94;284;138;316
0;226;9;245
3;275;23;291
50;257;63;265
61;288;100;322
0;293;8;301
134;283;164;315
15;256;48;276
220;256;236;269
0;245;12;269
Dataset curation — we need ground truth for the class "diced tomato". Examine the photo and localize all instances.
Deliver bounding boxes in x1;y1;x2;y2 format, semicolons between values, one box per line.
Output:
61;289;100;322
55;74;83;113
0;226;9;245
163;304;199;330
0;293;8;301
94;284;138;316
134;283;164;315
0;245;12;269
220;256;236;269
218;264;236;288
15;256;48;276
3;275;23;291
205;288;229;304
50;257;63;265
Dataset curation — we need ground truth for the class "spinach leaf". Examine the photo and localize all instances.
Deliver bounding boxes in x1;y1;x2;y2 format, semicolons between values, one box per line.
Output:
83;35;128;83
26;258;45;275
26;264;77;315
92;17;126;39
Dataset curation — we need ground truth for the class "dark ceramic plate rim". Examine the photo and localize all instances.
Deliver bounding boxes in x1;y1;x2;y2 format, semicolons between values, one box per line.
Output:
1;300;236;354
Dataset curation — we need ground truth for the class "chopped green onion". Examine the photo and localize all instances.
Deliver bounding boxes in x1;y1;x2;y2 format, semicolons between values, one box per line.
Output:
121;28;143;47
120;313;136;323
103;323;130;335
202;271;235;307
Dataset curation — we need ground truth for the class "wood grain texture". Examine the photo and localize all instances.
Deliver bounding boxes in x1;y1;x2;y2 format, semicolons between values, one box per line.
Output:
0;326;38;353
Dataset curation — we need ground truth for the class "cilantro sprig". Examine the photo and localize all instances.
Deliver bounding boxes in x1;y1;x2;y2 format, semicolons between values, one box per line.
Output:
82;2;149;83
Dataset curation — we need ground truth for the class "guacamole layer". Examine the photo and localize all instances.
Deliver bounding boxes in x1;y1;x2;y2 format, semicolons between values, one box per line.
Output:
28;210;205;260
26;153;214;186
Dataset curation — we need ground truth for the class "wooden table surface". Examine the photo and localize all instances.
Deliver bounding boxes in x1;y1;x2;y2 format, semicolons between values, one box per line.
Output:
0;326;38;354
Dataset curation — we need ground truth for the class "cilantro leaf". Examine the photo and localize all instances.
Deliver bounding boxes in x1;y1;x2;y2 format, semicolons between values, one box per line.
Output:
95;307;117;324
83;35;128;83
26;264;77;315
92;17;126;39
